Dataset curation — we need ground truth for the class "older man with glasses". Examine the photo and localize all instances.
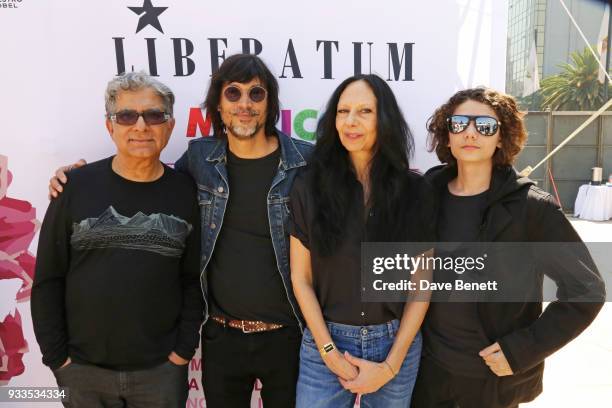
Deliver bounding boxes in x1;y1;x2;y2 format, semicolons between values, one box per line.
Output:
32;72;203;408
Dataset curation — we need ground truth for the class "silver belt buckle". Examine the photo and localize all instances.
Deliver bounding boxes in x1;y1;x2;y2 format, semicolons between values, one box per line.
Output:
241;320;256;333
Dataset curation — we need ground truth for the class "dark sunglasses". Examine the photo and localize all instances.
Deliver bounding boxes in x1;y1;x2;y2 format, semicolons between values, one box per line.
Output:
447;115;500;136
109;109;171;126
223;85;267;103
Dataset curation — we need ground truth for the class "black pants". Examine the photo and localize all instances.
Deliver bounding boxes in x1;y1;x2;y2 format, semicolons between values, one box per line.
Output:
201;319;301;408
411;355;518;408
53;360;188;408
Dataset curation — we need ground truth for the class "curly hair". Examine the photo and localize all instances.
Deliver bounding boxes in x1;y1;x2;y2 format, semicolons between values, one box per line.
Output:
427;87;527;167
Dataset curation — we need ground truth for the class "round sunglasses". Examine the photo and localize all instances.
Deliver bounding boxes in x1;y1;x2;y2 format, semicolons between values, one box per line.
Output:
447;115;500;136
223;85;267;103
109;109;171;126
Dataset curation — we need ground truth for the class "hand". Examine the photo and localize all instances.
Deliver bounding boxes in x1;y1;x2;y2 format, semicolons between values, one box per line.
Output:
321;349;359;381
168;351;190;366
48;159;86;199
60;357;72;369
479;342;513;377
338;352;395;395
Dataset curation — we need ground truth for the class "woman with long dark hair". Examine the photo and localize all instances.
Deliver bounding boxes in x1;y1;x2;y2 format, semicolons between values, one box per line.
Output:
411;87;604;408
289;74;434;407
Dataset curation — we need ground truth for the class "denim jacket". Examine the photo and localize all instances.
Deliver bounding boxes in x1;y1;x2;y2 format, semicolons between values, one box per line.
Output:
175;130;313;331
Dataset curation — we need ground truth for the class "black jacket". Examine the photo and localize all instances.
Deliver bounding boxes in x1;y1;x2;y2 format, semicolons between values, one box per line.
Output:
425;164;605;405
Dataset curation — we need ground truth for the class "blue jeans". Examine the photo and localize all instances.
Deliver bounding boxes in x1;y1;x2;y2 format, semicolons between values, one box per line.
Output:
296;320;422;408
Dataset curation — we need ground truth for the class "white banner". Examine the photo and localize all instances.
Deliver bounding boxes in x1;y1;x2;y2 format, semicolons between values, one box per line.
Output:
0;1;507;406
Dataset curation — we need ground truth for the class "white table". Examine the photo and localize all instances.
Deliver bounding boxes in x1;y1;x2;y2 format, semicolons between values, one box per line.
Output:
574;184;612;221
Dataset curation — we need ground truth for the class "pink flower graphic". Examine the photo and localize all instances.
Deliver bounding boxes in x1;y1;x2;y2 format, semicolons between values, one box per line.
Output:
0;310;27;384
0;154;38;384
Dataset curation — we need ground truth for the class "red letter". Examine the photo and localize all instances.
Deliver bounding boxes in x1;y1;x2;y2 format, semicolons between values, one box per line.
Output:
190;357;202;371
188;377;199;391
187;108;212;137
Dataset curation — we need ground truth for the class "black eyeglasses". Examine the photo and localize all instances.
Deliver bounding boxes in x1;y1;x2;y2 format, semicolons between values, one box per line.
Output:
447;115;500;136
223;85;267;103
108;109;171;126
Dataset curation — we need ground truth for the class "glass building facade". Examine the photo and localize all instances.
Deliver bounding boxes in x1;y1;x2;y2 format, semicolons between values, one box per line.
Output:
506;0;608;98
506;0;546;97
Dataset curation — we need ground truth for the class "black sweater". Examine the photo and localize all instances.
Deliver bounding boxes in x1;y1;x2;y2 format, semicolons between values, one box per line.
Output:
32;157;203;371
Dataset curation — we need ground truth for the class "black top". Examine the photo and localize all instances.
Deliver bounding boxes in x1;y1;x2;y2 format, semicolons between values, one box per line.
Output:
207;147;296;326
289;170;436;326
423;187;491;378
31;157;203;371
422;164;605;401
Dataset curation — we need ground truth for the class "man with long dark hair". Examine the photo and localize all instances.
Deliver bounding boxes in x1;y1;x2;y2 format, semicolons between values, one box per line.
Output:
48;54;313;407
176;53;313;408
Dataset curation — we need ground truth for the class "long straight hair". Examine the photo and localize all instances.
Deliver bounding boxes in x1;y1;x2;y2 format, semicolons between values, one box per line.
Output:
310;74;415;256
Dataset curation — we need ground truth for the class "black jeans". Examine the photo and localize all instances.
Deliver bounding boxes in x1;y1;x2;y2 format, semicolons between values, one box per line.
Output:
201;319;301;408
411;355;518;408
53;360;188;408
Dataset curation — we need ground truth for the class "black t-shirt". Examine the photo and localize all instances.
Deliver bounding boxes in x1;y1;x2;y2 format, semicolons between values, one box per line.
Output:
423;187;492;378
289;169;436;326
207;147;296;326
32;157;203;371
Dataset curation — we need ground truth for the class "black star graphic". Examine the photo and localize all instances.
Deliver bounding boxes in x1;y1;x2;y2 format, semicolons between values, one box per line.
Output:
128;0;168;34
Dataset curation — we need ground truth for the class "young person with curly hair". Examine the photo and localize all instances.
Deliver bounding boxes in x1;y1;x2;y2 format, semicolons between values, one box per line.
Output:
411;87;605;408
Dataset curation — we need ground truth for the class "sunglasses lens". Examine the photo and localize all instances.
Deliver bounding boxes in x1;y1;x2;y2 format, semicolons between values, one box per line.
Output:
143;110;167;125
475;117;498;136
448;116;469;133
224;86;241;102
115;110;139;125
249;86;266;103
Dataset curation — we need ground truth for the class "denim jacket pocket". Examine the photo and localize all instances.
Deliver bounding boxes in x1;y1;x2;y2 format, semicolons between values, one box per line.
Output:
197;185;214;227
282;200;291;228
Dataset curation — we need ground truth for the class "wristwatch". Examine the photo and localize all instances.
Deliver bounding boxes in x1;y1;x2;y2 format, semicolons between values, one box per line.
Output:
319;342;336;356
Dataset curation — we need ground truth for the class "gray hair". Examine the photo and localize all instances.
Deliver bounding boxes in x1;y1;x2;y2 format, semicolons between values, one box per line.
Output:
104;71;175;116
